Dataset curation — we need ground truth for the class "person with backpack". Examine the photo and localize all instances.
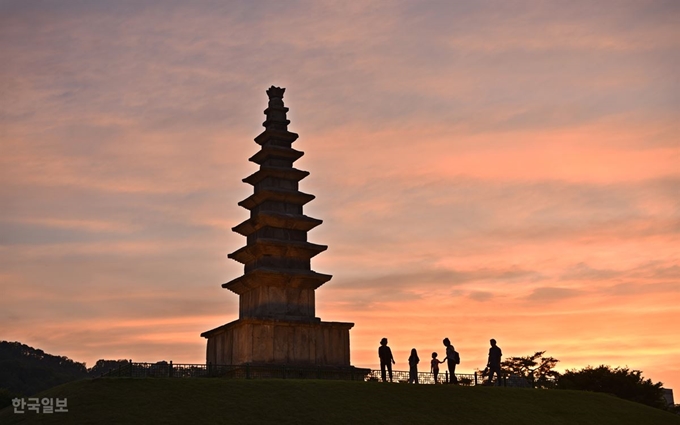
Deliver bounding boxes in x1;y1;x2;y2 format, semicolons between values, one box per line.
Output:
442;338;460;384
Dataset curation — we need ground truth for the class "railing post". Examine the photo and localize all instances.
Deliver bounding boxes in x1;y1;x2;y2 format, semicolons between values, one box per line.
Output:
474;372;478;386
169;361;173;378
129;359;133;377
245;363;250;379
445;371;449;384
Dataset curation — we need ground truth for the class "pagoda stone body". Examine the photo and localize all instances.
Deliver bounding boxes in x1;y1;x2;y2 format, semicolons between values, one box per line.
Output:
201;87;354;367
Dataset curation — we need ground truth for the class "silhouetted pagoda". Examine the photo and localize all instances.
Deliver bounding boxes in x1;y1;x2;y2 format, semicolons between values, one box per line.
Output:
201;87;355;367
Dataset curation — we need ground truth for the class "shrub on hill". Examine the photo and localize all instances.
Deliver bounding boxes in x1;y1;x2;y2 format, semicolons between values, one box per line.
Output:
500;351;560;388
88;359;131;377
557;365;667;410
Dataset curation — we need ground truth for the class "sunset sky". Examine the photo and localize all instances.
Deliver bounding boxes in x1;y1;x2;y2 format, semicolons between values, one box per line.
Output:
1;1;679;390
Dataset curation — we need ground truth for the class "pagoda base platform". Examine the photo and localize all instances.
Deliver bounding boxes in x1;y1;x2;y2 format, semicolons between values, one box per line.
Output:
201;318;354;366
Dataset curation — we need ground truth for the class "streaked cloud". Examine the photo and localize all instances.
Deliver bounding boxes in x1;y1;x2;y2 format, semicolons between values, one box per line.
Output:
526;287;584;302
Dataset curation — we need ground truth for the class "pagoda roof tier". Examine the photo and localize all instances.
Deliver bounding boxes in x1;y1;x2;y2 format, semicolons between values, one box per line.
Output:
249;145;304;165
228;239;328;264
238;189;315;210
232;213;322;237
242;166;309;186
222;268;333;294
254;128;299;146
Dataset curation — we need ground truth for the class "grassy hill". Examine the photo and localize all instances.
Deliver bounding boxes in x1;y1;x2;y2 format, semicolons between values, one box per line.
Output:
1;378;679;425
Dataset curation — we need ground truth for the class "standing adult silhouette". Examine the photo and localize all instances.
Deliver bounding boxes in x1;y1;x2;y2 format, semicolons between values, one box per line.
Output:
378;338;395;382
487;338;502;386
442;338;459;384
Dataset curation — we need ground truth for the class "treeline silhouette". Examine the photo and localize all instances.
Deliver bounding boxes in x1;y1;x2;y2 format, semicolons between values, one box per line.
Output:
559;365;669;410
0;341;129;409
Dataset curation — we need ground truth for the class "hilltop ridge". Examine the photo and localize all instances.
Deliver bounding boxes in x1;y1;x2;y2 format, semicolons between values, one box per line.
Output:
2;378;680;425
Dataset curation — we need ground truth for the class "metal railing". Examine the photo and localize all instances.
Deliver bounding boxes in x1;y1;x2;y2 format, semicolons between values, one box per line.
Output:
100;362;367;381
98;362;523;386
365;369;482;385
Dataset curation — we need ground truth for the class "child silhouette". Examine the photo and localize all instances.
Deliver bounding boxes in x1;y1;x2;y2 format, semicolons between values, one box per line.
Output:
431;352;443;384
408;348;420;384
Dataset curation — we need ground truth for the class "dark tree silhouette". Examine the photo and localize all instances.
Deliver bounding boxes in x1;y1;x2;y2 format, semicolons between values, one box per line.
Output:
500;351;560;388
0;341;88;408
557;365;666;410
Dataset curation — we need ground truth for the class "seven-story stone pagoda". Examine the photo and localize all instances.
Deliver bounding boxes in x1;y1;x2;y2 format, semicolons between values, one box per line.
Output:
201;86;355;367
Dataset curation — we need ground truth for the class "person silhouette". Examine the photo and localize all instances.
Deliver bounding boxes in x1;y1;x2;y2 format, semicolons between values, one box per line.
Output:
431;352;443;384
408;348;420;384
487;338;502;386
442;338;460;384
378;338;395;382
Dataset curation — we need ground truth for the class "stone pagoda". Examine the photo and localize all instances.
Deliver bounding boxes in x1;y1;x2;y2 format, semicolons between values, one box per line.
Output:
201;86;355;367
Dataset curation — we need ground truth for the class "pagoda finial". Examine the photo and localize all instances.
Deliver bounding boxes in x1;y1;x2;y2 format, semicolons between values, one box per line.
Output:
263;86;289;130
266;86;285;99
